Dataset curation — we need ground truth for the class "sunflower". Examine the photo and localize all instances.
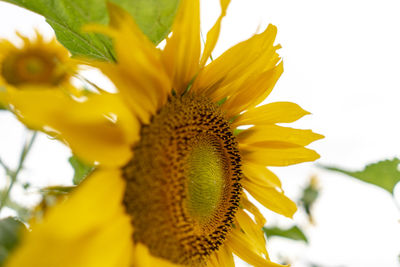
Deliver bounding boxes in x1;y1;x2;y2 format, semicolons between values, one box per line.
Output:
0;29;80;112
4;1;322;266
0;30;75;91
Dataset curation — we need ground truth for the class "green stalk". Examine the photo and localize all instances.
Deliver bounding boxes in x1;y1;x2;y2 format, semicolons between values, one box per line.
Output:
0;131;37;212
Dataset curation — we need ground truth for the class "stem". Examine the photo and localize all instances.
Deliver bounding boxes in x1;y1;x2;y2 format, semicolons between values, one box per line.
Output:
0;158;11;176
393;195;400;214
75;74;106;93
0;131;37;212
16;131;37;174
200;30;214;61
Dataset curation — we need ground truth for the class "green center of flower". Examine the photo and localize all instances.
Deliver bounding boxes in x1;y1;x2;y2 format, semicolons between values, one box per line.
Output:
122;94;242;266
24;56;45;75
187;139;225;223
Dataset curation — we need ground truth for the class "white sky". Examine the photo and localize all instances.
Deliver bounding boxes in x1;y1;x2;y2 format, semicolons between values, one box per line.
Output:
1;0;400;267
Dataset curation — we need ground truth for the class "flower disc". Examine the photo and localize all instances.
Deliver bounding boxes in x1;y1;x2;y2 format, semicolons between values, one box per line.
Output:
122;94;242;266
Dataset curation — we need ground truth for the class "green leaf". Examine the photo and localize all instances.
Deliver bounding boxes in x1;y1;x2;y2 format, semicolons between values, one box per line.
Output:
3;0;114;61
111;0;179;44
2;0;179;60
321;158;400;194
40;185;76;195
263;225;308;243
0;217;27;266
68;156;94;185
299;177;319;222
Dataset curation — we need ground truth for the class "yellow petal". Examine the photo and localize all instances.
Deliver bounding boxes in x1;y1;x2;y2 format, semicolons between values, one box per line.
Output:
205;253;220;267
93;62;163;124
5;88;138;167
232;101;310;127
242;146;320;167
243;178;297;218
162;0;201;94
133;243;181;267
226;227;286;267
213;244;235;267
242;162;282;189
235;209;268;257
241;194;267;227
199;0;230;67
221;62;283;118
84;3;171;123
41;169;126;238
238;125;324;147
6;169;133;267
193;24;280;98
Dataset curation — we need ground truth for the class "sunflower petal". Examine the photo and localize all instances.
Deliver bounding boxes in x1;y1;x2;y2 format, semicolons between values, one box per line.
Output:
163;0;201;94
200;0;230;67
242;163;282;189
242;146;320;167
238;125;324;147
215;244;235;267
243;178;297;218
235;209;268;257
133;243;180;267
6;169;133;267
205;253;220;267
226;227;286;267
193;24;280;98
232;101;310;127
84;3;171;123
92;61;163;124
241;194;267;227
221;62;283;118
5;88;138;167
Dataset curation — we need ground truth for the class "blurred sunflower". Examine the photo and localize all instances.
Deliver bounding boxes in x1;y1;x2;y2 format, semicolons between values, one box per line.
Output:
0;30;76;92
2;0;323;266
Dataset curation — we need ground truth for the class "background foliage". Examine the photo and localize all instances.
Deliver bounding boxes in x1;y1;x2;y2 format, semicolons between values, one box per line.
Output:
2;0;179;60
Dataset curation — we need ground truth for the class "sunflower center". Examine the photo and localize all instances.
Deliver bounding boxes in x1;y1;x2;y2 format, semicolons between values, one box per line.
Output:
187;138;224;222
122;94;242;266
1;50;64;86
